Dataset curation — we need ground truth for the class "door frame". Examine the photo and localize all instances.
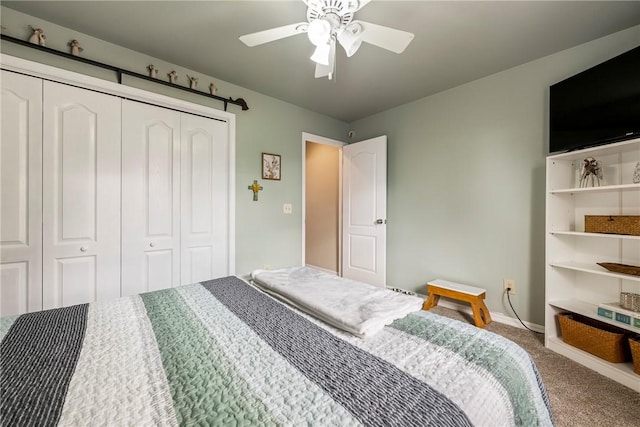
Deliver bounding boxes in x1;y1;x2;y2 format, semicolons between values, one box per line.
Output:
301;132;346;275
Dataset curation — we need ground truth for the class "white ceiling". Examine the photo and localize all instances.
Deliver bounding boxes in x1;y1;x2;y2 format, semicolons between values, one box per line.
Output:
4;1;640;122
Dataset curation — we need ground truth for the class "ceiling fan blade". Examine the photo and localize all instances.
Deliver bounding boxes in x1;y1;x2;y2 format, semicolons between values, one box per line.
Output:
239;22;307;47
356;21;414;54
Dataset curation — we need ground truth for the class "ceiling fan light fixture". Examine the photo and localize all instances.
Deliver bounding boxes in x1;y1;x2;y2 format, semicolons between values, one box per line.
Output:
310;43;331;65
240;0;414;80
307;19;331;46
338;23;363;57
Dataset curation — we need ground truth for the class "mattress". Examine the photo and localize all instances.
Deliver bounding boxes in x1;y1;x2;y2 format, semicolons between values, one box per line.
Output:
0;276;554;426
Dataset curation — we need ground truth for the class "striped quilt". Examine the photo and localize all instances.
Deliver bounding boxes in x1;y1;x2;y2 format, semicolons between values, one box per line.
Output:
1;276;554;427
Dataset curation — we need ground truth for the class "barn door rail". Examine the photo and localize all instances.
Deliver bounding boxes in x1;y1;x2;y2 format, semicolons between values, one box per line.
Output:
0;34;249;112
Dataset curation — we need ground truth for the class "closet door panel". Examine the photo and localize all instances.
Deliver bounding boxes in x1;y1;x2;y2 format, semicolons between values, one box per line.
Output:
56;257;97;306
122;100;181;296
0;263;28;316
0;71;42;316
146;250;173;289
42;81;121;309
181;114;229;284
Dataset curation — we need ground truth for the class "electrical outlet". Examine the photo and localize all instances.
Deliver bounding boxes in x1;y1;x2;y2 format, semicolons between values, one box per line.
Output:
283;203;292;214
503;279;516;294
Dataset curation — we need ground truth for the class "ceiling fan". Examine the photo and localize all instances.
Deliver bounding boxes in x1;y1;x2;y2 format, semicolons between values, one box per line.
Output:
239;0;414;80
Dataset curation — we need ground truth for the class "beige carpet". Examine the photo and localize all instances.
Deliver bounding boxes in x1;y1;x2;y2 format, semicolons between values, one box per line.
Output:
427;306;640;427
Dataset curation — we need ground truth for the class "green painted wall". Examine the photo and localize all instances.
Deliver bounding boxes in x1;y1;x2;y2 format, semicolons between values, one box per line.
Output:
1;6;350;277
3;6;639;325
349;25;640;325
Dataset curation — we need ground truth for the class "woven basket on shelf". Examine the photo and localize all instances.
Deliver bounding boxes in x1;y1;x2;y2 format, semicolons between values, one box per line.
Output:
584;215;640;236
597;263;640;277
630;336;640;375
558;313;631;363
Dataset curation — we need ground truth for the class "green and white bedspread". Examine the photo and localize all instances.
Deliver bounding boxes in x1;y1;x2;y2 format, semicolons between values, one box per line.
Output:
0;276;554;426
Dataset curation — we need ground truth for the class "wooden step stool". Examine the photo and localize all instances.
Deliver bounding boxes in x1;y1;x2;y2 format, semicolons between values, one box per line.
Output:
422;279;492;328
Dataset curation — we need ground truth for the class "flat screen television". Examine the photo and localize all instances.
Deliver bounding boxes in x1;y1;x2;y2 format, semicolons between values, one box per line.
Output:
549;45;640;153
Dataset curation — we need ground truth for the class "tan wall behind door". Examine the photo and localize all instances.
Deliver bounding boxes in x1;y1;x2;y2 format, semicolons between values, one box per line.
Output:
305;142;340;273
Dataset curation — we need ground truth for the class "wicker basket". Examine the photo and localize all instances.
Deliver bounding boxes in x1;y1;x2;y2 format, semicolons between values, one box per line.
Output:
597;263;640;277
585;215;640;236
558;313;631;363
630;336;640;375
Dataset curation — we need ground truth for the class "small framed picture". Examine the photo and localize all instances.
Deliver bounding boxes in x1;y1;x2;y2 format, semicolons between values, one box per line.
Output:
262;152;281;180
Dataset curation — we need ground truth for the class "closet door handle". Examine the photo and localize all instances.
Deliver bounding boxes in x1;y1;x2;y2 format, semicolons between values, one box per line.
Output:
149;242;156;247
80;246;88;252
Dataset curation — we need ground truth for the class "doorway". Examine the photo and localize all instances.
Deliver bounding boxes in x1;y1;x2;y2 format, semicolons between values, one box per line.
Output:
302;133;345;275
302;132;387;286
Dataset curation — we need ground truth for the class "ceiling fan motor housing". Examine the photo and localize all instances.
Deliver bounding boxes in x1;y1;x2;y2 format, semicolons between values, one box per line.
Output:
306;0;357;33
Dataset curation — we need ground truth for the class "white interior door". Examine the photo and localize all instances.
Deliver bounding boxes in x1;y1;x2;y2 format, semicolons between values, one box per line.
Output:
0;71;43;316
180;113;229;284
42;81;121;309
342;135;387;287
121;100;181;296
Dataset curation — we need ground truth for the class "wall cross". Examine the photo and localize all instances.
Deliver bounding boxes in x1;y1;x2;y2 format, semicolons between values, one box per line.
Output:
248;180;263;201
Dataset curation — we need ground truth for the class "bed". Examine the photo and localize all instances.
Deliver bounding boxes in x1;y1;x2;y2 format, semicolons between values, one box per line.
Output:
1;273;554;426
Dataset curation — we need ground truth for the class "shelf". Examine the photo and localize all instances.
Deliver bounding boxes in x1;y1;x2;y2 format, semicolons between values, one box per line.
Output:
549;231;640;241
549;138;640;160
0;34;249;112
549;261;640;282
546;138;640;390
548;299;639;333
549;299;600;316
546;337;639;392
549;183;640;195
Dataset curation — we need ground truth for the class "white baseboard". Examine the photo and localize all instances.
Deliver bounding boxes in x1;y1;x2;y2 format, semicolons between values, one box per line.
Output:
408;291;544;333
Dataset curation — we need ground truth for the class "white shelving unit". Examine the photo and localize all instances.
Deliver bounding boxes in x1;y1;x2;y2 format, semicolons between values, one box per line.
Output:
545;138;640;392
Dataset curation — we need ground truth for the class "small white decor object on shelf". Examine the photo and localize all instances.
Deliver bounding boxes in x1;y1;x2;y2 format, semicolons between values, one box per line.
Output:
209;83;217;95
68;39;83;56
167;70;178;84
147;64;159;78
633;161;640;184
579;157;603;187
187;75;198;89
28;26;45;46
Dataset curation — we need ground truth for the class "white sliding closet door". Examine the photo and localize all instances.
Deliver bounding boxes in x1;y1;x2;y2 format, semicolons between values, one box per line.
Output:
180;113;229;284
0;71;43;316
42;81;121;309
121;100;181;296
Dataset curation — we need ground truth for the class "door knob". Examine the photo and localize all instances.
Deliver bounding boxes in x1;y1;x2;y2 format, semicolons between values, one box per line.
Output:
80;246;88;252
375;219;386;224
150;242;156;247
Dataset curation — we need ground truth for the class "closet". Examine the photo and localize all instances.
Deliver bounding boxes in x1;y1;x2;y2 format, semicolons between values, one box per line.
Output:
121;101;229;296
1;64;232;316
